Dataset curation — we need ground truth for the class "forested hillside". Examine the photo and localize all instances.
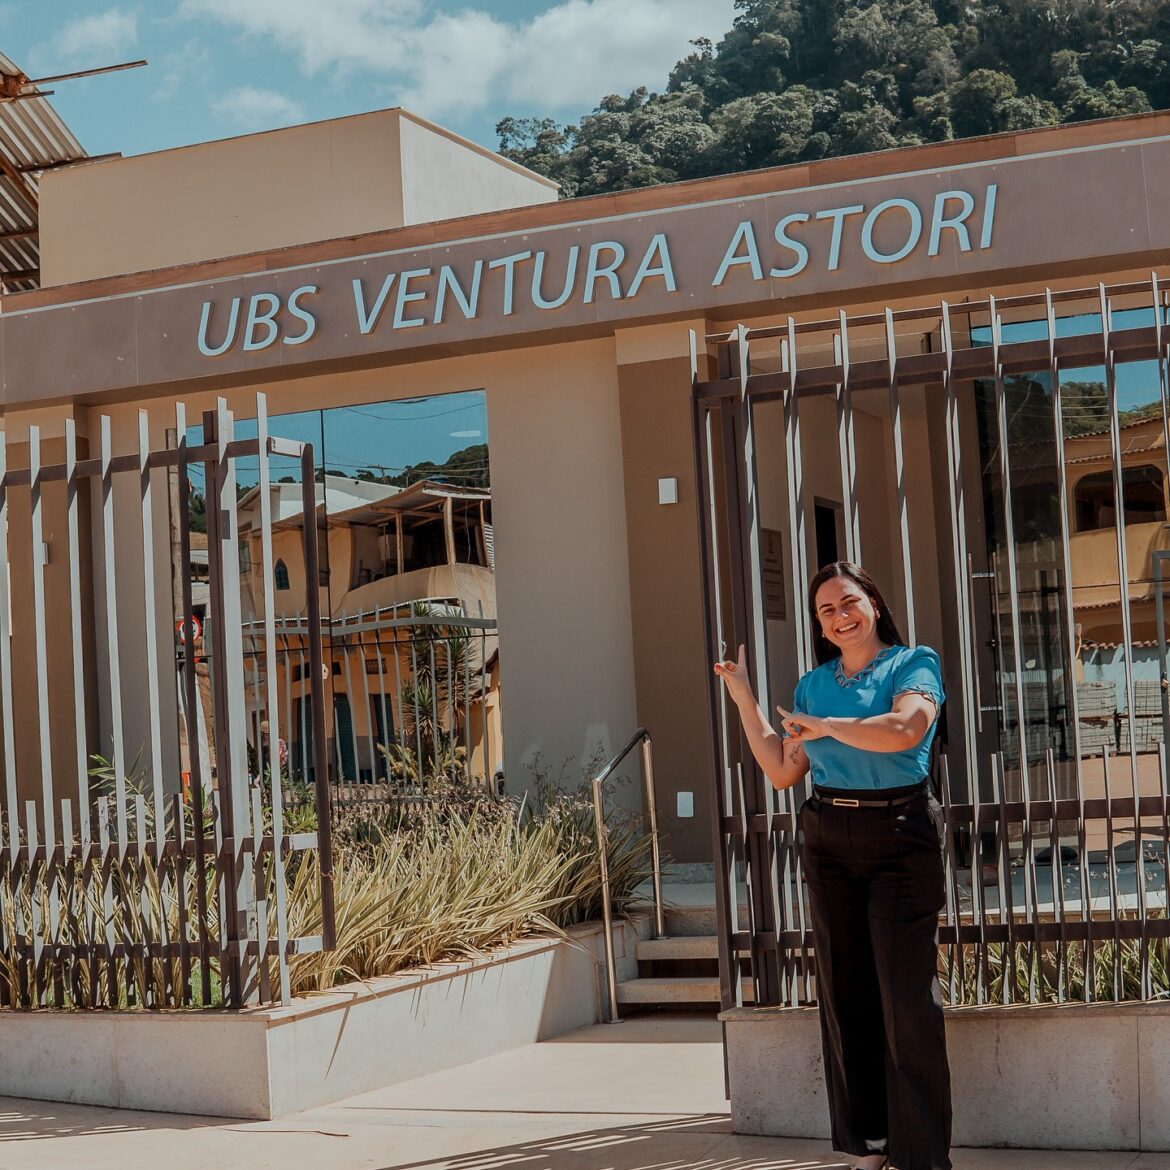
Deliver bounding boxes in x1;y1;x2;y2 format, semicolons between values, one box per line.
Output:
497;0;1170;196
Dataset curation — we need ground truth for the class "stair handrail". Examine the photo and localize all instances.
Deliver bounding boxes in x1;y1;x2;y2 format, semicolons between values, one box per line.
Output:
590;726;666;1024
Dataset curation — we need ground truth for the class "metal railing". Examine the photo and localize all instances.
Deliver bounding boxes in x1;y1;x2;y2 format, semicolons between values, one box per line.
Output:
693;273;1170;1011
590;727;665;1024
0;394;335;1010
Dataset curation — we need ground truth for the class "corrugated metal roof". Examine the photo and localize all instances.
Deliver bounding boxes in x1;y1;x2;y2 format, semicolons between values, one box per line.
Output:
0;52;88;293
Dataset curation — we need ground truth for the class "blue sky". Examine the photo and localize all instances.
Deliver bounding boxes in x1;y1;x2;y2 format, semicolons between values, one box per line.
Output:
8;0;736;159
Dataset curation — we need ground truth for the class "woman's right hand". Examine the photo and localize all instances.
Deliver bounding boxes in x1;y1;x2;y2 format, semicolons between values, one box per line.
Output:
713;644;754;704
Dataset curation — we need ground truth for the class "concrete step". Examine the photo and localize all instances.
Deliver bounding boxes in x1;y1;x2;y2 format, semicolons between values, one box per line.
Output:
635;935;719;961
616;975;754;1005
663;902;749;938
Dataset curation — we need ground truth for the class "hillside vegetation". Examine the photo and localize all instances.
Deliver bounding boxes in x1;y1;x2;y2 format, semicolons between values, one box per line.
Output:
498;0;1170;195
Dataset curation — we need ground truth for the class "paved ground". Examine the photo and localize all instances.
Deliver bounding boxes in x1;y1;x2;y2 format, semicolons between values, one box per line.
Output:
0;1013;1165;1170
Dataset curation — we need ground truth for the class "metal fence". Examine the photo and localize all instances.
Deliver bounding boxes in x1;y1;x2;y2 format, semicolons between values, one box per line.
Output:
693;275;1170;1010
247;604;501;822
0;394;334;1010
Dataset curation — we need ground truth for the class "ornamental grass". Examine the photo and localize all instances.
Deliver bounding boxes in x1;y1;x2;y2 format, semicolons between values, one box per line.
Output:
284;780;657;996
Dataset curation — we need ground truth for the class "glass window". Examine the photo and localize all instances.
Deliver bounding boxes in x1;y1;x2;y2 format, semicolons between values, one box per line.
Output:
1074;465;1166;531
274;559;290;590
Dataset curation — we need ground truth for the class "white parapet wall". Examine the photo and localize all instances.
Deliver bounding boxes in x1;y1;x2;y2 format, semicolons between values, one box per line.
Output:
0;914;649;1120
722;1000;1170;1151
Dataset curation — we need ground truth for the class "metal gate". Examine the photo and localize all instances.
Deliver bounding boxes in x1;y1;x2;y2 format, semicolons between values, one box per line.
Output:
695;276;1170;1010
0;393;334;1009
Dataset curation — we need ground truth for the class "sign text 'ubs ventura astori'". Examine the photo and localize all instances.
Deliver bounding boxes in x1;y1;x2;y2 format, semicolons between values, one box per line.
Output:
195;184;999;357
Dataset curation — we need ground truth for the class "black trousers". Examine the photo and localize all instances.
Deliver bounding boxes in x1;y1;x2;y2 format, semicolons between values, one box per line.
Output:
799;783;952;1170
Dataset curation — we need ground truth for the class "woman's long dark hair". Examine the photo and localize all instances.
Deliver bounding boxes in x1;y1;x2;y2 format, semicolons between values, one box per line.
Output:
807;561;905;665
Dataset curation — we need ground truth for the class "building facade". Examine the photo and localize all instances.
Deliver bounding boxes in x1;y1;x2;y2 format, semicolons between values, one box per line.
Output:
5;104;1170;861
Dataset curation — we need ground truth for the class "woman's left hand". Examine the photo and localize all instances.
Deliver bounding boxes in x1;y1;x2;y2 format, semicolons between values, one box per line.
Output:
777;706;830;742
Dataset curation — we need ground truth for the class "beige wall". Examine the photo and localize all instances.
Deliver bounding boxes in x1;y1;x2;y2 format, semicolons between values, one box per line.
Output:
39;109;555;288
615;332;711;861
398;115;558;224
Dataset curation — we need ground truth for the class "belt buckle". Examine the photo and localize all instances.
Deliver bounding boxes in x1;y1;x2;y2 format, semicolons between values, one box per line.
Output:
831;798;860;808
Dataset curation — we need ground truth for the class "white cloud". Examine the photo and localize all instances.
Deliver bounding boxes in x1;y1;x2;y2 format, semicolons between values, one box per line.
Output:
210;86;305;130
180;0;735;123
47;9;139;67
153;38;213;103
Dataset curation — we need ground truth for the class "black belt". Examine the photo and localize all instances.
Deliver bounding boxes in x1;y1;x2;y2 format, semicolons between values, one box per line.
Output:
813;786;925;809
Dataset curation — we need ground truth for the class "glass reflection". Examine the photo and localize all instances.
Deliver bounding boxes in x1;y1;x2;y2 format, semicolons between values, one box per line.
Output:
176;390;501;799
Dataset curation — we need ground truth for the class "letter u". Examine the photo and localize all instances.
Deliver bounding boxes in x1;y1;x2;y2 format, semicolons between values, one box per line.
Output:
198;298;241;357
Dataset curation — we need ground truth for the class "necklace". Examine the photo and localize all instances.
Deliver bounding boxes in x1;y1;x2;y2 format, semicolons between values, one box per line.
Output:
834;644;896;688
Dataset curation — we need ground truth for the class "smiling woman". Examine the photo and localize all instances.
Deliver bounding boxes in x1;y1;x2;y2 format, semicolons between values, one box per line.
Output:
714;561;950;1170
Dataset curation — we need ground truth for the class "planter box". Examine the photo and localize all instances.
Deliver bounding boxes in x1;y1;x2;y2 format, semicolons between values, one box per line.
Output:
0;913;649;1119
721;1000;1170;1151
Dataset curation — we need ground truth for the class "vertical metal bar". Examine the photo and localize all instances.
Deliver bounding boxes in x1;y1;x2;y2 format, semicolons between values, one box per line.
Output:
782;321;812;676
28;428;55;844
640;735;666;939
428;636;440;784
371;611;390;781
991;753;1015;1003
1101;746;1122;1000
408;612;424;783
356;623;377;787
301;443;336;950
721;359;780;1007
1153;277;1170;751
1045;748;1067;1002
834;311;860;563
25;802;42;1007
990;296;1033;801
939;758;961;1004
1020;754;1040;1002
282;634;295;784
100;415;129;848
0;430;18;859
690;329;738;1023
137;412;167;856
479;603;492;796
738;328;788;993
1075;753;1093;1001
1046;289;1085;793
250;783;270;1005
202;409;239;1005
885;308;916;644
971;755;987;1003
174;402;211;1004
64;420;90;844
462;619;472;787
1159;742;1170;999
341;636;361;782
1100;285;1147;933
390;608;407;785
940;302;981;801
255;394;290;1003
592;774;621;1023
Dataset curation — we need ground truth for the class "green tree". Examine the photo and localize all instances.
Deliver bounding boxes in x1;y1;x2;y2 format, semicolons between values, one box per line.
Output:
499;0;1170;198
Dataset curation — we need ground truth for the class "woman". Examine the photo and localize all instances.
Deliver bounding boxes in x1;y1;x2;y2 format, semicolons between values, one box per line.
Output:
714;561;951;1170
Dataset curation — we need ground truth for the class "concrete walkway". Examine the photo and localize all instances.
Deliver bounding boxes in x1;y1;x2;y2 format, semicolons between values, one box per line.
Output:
0;1014;1165;1170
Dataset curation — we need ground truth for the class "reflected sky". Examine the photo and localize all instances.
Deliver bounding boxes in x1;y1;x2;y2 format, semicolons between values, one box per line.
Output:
186;389;488;492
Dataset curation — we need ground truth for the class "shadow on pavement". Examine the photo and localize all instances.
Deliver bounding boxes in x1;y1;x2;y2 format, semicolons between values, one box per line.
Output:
0;1098;224;1141
375;1113;849;1170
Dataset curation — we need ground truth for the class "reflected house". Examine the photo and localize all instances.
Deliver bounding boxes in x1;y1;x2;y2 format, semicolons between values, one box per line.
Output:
1065;414;1169;654
234;475;501;788
1003;404;1170;767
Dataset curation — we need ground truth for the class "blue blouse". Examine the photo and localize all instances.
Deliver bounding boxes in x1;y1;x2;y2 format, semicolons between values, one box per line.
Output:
791;644;944;791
